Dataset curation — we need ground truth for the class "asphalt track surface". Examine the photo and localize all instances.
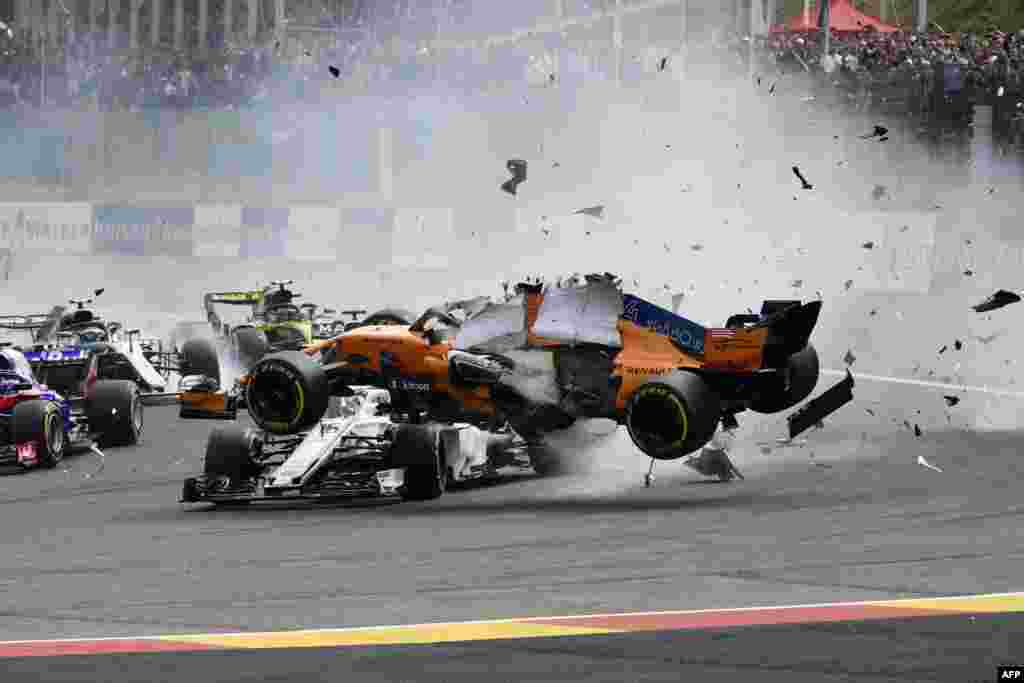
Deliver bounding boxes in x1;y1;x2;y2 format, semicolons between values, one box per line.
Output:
1;376;1022;681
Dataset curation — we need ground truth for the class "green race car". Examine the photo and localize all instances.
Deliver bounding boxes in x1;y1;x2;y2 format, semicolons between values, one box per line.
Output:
204;280;314;370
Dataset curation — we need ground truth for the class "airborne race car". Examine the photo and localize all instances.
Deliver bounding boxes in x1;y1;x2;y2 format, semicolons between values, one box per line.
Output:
180;383;532;505
183;276;854;480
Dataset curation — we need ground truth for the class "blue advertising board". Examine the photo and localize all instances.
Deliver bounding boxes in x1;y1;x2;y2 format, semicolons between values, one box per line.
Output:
91;206;195;258
621;294;706;356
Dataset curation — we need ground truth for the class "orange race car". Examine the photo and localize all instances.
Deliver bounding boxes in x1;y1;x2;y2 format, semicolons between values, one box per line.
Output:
180;276;853;475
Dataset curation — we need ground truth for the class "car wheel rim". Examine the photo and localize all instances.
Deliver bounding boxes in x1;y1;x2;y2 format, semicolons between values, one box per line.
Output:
46;412;65;460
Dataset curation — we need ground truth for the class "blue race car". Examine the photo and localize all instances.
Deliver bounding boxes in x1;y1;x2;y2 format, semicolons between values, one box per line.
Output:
0;341;142;470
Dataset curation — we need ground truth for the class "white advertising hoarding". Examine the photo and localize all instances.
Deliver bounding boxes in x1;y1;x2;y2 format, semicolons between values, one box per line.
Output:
0;203;92;254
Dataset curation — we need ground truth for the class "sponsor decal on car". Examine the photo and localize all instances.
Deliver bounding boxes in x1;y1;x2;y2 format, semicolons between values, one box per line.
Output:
389;378;432;392
621;295;706;355
625;367;670;376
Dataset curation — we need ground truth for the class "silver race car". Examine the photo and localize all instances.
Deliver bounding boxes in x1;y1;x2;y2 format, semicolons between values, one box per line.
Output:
181;386;533;506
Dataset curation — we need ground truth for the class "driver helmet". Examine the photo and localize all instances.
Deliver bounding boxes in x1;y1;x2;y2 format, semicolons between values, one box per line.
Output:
0;348;36;383
77;326;108;344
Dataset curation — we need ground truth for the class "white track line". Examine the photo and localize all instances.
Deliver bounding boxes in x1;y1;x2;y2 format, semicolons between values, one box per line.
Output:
821;369;1024;400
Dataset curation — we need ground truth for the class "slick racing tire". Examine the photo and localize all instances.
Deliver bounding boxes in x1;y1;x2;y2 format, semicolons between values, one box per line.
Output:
358;308;416;328
86;380;143;447
750;343;820;414
393;424;447;501
204;425;262;482
625;371;721;460
245;351;329;435
180;338;221;383
12;400;67;468
232;326;270;369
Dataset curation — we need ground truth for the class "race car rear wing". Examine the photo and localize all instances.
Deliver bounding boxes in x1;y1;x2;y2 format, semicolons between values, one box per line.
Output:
203;290;265;332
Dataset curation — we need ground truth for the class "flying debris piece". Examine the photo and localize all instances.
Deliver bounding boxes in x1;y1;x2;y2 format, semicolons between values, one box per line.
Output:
769;82;777;95
913;424;923;438
844;279;854;291
659;57;669;72
756;76;761;86
860;125;889;139
573;205;605;220
328;66;340;78
790;279;803;288
954;339;963;351
972;290;1021;313
879;136;889;142
690;243;703;251
963;269;974;276
862;241;875;250
552;161;561;168
938;344;947;354
998;86;1006;97
787;370;855;439
501;159;527;196
843;349;856;366
943;395;960;407
872;185;888;200
865;408;875;416
792;166;813;190
917;454;943;473
869;308;878;317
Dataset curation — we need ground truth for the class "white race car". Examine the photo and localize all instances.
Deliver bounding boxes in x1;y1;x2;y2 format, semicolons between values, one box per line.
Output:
181;387;532;506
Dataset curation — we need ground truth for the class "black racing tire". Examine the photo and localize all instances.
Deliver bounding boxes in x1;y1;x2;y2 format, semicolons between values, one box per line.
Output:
203;425;262;481
12;399;67;468
358;308;416;328
625;371;721;460
86;379;143;447
394;424;447;501
244;351;329;435
180;337;221;382
232;326;269;369
750;343;820;414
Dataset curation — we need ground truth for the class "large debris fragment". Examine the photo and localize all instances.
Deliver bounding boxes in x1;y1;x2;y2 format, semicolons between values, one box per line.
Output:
501;159;527;196
971;290;1021;313
787;370;855;439
532;275;624;348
